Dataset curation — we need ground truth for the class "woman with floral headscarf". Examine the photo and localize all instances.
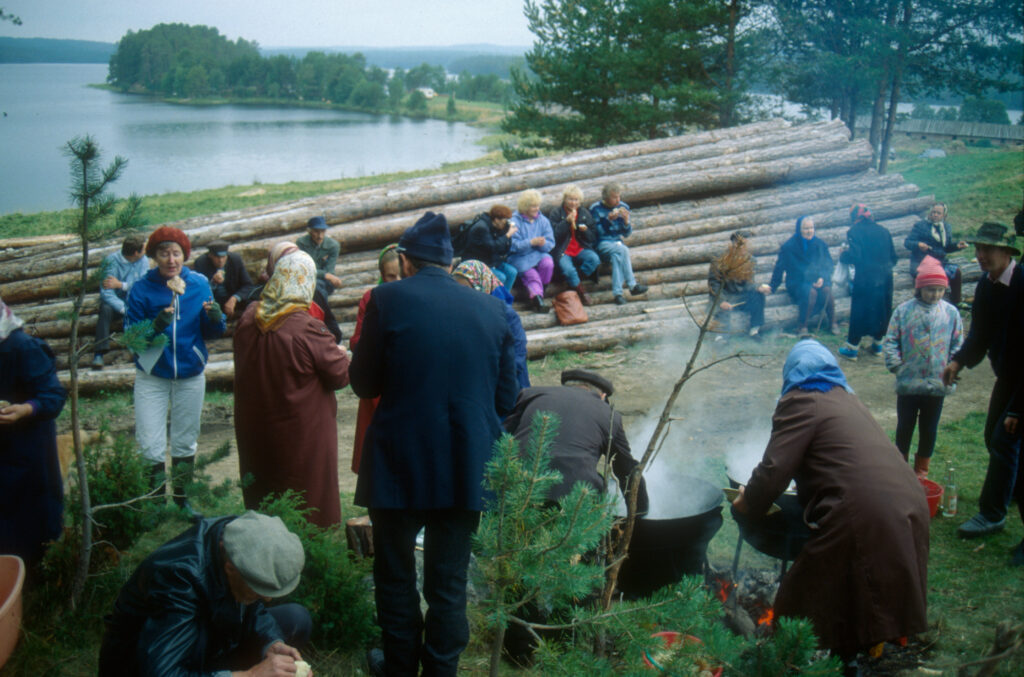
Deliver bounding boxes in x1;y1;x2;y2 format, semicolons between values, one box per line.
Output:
453;259;530;390
349;244;400;473
0;295;67;569
732;340;928;675
233;251;351;527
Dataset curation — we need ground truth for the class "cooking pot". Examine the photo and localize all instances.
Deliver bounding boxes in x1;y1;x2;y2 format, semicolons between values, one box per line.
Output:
617;475;723;599
727;474;811;562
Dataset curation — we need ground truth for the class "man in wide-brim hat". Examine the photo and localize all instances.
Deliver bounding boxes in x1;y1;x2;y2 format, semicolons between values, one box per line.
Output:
942;222;1024;565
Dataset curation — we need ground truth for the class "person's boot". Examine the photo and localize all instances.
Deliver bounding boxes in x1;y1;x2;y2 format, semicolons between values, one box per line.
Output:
913;455;930;479
147;463;166;503
574;283;592;306
171;456;203;522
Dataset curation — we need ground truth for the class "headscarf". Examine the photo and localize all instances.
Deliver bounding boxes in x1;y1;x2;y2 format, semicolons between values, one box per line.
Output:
0;294;25;341
377;244;399;284
254;251;316;333
850;203;873;224
453;260;502;294
795;216;812;253
453;260;515;305
781;339;854;396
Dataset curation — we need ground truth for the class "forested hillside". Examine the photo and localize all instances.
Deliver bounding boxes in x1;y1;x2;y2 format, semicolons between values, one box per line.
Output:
106;23;511;108
0;37;114;63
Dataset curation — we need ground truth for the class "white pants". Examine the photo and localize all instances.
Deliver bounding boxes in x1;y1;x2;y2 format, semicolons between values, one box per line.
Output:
133;370;205;465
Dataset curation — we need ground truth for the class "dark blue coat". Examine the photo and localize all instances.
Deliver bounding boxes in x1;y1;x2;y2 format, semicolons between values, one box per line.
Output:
904;218;960;277
350;266;519;510
770;234;834;298
0;329;67;565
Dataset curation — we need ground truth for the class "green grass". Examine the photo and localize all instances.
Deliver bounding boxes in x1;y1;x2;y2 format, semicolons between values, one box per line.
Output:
888;140;1022;237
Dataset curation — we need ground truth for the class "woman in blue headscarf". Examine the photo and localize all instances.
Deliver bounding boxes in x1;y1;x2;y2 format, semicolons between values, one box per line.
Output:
732;340;929;675
770;216;839;335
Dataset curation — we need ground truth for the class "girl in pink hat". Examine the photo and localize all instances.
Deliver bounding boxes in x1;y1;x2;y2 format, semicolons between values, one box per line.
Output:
881;255;964;478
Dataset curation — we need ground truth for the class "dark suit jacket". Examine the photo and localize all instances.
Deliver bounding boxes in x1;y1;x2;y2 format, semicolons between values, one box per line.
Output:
503;385;648;513
904;219;959;276
349;266;519;510
192;252;255;305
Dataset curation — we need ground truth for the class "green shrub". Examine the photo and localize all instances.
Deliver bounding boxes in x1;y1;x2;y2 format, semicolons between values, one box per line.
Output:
259;491;377;650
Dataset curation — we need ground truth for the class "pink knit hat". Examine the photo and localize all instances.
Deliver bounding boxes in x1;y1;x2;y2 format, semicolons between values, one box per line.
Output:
915;255;948;289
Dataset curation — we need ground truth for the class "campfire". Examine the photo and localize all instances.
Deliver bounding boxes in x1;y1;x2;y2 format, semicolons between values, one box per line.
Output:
708;567;779;639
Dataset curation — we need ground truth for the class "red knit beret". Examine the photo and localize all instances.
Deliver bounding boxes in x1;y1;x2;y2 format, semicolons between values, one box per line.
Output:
145;226;191;260
915;255;948;289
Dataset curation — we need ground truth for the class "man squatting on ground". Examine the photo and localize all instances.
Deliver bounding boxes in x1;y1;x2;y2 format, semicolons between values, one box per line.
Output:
99;511;314;676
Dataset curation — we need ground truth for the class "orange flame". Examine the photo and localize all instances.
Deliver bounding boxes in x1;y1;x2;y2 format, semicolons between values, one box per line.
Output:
714;579;734;603
757;608;774;627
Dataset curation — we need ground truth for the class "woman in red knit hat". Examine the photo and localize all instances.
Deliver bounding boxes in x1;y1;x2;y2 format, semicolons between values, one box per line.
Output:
126;226;226;517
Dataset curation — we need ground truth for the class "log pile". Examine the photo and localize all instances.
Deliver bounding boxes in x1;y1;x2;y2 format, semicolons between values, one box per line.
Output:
0;118;964;391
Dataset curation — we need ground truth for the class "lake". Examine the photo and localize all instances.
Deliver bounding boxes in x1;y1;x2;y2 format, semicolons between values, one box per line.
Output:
0;63;490;216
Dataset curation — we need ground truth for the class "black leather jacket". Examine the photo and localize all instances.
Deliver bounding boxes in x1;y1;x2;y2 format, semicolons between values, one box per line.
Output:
100;516;283;677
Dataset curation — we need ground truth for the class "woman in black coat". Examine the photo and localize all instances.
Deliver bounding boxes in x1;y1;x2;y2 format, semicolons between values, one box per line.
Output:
770;216;839;335
459;205;518;289
839;204;898;359
0;295;67;569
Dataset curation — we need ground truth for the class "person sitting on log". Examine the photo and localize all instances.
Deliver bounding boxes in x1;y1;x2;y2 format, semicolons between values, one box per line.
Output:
458;204;519;290
547;185;599;306
590;182;647;306
92;234;148;370
708;230;772;339
904;202;968;305
769;216;839;336
508;189;555;312
296;215;342;300
191;239;255;321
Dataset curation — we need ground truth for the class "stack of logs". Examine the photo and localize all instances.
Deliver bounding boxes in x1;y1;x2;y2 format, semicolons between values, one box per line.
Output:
1;118;967;391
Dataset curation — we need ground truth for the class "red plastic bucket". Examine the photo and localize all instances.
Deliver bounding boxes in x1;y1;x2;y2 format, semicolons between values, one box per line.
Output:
642;631;723;676
919;478;943;518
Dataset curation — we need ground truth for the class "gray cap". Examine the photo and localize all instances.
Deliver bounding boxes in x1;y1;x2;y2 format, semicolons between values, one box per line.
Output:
561;368;614;396
223;511;304;597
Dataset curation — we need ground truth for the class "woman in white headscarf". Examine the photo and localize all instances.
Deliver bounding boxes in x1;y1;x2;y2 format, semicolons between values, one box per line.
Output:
233;251;351;527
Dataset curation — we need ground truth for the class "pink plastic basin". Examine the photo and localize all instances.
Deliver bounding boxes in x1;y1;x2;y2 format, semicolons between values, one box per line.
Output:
0;555;25;669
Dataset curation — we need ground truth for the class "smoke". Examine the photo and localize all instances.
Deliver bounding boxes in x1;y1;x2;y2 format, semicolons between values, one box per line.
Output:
615;325;780;519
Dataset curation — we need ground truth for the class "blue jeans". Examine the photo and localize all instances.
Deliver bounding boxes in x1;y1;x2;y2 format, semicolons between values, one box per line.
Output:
370;508;480;677
491;262;518;291
558;249;600;287
978;379;1023;523
596;240;636;295
895;394;944;461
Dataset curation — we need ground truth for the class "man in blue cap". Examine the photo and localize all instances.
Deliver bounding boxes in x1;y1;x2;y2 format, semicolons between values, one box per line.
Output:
350;211;519;677
296;215;342;300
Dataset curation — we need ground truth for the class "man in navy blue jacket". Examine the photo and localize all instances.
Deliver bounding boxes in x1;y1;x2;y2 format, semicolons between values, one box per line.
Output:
942;223;1023;565
350;211;519;676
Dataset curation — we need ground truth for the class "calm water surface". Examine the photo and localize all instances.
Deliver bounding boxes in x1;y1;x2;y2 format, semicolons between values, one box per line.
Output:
0;63;489;215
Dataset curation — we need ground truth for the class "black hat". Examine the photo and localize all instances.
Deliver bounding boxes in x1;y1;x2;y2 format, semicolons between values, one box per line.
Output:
965;222;1020;256
207;239;230;256
561;368;614;396
397;212;453;266
307;216;328;230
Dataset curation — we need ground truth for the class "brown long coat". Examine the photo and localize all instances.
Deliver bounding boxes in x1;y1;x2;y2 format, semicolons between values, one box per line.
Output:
233;304;350;527
743;387;929;654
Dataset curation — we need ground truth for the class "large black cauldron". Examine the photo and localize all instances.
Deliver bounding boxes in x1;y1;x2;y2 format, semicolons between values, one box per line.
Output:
617;475;723;599
727;475;811;562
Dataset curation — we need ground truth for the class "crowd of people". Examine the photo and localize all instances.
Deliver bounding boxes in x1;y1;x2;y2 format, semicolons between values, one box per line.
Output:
0;188;1021;676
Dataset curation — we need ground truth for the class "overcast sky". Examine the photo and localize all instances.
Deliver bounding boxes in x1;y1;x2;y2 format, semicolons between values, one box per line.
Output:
0;0;534;47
